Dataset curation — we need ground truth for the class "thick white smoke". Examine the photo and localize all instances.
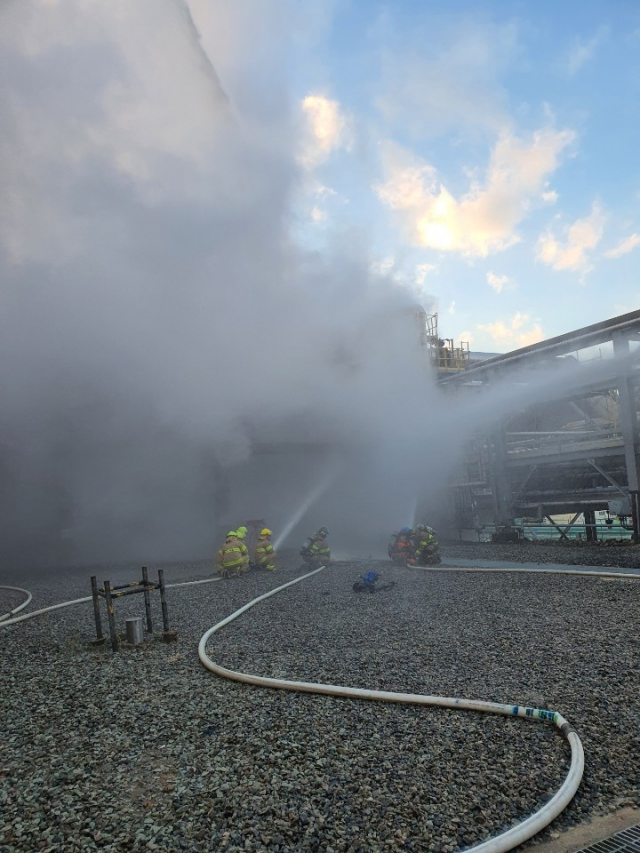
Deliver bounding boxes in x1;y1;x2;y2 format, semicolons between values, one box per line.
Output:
0;0;450;566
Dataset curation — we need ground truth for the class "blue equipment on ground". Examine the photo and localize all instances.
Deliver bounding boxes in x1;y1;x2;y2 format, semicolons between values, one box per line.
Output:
352;571;396;593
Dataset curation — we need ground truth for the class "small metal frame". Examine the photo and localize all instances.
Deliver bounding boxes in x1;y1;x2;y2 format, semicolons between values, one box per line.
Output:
90;567;177;652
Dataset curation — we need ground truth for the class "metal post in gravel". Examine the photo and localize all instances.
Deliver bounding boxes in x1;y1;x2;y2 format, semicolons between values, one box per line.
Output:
90;576;105;645
141;565;153;634
158;569;177;642
103;580;118;652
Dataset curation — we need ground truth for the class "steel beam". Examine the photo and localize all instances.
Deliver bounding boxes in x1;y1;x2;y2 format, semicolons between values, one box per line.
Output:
545;512;580;541
506;442;625;467
442;309;640;382
588;458;628;499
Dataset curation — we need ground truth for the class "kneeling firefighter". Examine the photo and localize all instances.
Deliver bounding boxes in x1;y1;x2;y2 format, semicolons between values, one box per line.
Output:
300;527;331;568
388;527;413;565
410;524;441;566
254;528;277;572
216;530;249;578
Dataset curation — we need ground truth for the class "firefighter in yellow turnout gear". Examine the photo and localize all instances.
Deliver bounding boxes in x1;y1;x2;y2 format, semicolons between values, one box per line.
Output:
216;530;249;578
300;527;331;569
254;528;277;572
410;524;441;566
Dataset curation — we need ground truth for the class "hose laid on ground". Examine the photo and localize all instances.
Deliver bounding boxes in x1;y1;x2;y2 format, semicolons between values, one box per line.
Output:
0;576;221;628
0;586;32;622
198;565;584;853
423;565;640;580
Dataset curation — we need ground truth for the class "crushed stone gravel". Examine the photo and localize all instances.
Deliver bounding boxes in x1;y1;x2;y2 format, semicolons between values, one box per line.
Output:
1;550;638;853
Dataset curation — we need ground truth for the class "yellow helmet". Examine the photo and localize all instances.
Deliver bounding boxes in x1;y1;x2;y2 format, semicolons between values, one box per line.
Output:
227;530;237;537
236;526;247;539
260;528;272;536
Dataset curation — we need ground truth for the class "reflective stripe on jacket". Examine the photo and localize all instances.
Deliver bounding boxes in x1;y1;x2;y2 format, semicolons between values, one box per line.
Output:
217;538;249;568
255;541;276;567
414;533;438;553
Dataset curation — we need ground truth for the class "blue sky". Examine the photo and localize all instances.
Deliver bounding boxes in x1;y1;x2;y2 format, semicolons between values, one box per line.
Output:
291;0;640;351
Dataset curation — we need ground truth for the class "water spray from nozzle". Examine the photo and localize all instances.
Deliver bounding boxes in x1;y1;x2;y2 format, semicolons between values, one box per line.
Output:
408;494;418;528
273;463;339;551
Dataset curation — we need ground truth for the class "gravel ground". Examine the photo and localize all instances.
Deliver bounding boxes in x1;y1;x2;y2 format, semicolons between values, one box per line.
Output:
1;554;639;853
441;539;640;570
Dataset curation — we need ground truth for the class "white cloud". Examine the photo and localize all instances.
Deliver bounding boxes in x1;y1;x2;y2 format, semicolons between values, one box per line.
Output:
476;313;544;349
299;94;353;169
375;128;574;257
542;190;558;204
487;272;509;293
448;300;456;315
566;27;608;75
537;203;606;275
604;233;640;260
311;206;327;223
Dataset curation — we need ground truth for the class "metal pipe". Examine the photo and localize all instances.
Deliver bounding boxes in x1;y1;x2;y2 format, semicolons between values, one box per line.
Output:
102;585;157;599
90;576;104;643
445;309;640;379
158;569;170;634
141;566;153;633
103;580;118;652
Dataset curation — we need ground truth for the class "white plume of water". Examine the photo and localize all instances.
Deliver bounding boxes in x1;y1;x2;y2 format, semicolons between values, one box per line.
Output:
273;464;340;551
407;494;418;528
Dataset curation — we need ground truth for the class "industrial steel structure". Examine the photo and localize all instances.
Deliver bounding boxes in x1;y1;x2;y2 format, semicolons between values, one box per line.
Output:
440;310;640;541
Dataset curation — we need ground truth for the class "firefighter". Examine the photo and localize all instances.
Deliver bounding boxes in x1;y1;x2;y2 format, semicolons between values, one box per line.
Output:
254;528;277;572
412;524;441;566
388;527;413;565
216;530;249;578
300;527;331;568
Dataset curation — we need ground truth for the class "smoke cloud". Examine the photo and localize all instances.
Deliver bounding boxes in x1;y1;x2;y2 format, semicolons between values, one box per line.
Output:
0;0;449;567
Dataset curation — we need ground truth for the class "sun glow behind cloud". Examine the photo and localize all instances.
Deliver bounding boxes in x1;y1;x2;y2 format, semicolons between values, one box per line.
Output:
299;94;353;169
375;128;574;257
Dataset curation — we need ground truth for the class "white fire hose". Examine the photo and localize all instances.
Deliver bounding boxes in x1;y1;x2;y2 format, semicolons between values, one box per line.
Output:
197;566;589;853
4;563;640;852
0;585;32;622
0;576;221;627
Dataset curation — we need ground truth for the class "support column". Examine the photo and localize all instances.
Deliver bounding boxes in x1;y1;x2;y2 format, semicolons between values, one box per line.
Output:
613;333;640;542
489;422;513;526
584;509;597;542
486;369;514;528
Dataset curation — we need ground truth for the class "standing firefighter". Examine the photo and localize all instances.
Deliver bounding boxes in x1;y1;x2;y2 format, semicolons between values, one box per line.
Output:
216;530;249;578
388;527;414;565
411;524;441;566
300;527;331;568
254;528;277;572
